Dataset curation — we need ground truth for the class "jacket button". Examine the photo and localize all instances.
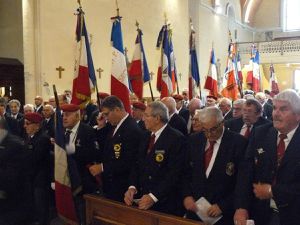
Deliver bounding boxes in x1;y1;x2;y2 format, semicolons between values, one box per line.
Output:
148;176;152;180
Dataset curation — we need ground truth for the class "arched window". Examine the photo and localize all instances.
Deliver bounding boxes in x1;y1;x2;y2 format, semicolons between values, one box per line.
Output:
282;0;300;31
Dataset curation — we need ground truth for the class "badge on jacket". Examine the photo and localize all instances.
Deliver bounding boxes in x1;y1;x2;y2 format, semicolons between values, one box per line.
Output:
257;148;265;154
226;162;235;176
155;150;165;163
114;143;122;159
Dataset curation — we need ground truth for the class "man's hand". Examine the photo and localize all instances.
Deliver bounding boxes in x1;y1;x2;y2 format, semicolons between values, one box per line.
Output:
89;164;102;176
138;194;155;210
207;204;222;217
253;183;272;200
234;208;249;225
124;188;136;206
183;196;197;212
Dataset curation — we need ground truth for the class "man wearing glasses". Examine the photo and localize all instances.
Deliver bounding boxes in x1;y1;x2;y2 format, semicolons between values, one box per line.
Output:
183;107;248;225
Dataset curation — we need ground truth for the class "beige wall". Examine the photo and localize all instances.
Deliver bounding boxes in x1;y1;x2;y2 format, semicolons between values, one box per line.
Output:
252;0;280;29
0;0;23;62
22;0;254;103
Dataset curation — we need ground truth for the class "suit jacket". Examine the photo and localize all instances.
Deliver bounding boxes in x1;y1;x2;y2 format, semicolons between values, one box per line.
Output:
225;116;270;135
169;113;188;136
137;120;146;131
129;125;185;216
263;103;273;121
179;107;190;124
2;114;20;137
35;105;43;114
224;110;233;121
101;116;142;202
70;122;100;194
0;133;31;223
41;115;55;138
235;123;300;225
183;129;247;225
25;129;52;188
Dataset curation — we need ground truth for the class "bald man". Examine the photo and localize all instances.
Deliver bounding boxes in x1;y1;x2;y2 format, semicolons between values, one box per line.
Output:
161;97;187;136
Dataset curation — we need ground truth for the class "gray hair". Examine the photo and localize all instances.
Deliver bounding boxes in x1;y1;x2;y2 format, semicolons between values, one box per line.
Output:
233;98;246;106
8;99;21;108
219;97;232;107
199;107;223;124
148;101;169;124
193;109;205;121
273;89;300;114
23;104;34;112
43;104;54;112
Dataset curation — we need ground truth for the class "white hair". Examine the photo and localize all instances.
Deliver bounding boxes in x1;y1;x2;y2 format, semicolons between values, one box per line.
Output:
273;89;300;114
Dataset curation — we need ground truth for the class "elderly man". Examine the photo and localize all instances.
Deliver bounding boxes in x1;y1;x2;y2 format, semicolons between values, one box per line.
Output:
234;89;300;225
124;101;185;216
24;103;35;114
0;99;19;136
219;97;233;120
161;97;187;135
132;101;147;131
88;96;142;202
206;95;218;107
191;109;203;133
61;104;99;224
187;98;202;134
255;92;273;120
24;112;52;225
41;104;55;138
225;99;270;138
183;107;247;225
232;99;246;119
34;96;44;114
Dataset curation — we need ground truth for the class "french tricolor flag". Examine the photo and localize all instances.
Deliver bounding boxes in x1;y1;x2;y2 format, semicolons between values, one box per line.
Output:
246;45;260;92
204;48;218;98
71;9;96;108
110;16;131;113
128;28;150;100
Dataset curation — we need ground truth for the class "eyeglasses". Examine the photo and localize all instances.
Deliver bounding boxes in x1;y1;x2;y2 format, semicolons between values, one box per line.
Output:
202;120;224;133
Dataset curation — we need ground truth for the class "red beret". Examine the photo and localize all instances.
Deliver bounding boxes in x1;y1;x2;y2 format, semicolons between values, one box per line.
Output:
25;112;43;123
61;104;80;112
132;101;146;111
172;94;184;101
207;95;218;101
98;92;110;99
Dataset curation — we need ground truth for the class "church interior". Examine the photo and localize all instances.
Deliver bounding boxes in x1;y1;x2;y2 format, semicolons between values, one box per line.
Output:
1;0;299;103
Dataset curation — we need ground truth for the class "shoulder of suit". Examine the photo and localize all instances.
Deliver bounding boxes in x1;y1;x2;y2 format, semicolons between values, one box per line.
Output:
254;122;274;135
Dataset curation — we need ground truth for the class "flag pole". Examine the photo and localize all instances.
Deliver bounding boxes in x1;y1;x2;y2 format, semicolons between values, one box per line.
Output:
136;21;154;101
168;26;180;95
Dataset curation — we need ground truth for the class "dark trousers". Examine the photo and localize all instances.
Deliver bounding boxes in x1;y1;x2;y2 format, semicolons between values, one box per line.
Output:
34;187;49;225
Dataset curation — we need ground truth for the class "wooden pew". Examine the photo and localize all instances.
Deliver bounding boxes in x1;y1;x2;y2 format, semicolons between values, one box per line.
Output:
85;194;203;225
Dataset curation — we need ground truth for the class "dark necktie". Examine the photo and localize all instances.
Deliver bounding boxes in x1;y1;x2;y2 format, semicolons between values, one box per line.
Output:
65;130;72;145
110;126;116;138
273;133;287;185
244;125;251;138
277;133;287;165
204;141;216;170
147;134;156;154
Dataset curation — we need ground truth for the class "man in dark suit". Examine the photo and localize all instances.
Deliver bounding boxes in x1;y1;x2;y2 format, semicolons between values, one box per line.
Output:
132;101;146;131
225;98;270;138
219;97;233;121
186;98;202;134
0;119;31;225
34;96;44;114
124;101;185;216
61;104;99;224
162;97;188;136
183;107;247;225
8;99;25;138
256;92;273;120
88;96;142;202
173;94;189;123
24;112;52;225
0;100;20;136
41;104;55;138
234;89;300;225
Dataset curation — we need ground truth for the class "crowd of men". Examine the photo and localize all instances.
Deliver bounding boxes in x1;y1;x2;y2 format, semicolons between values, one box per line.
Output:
0;88;299;225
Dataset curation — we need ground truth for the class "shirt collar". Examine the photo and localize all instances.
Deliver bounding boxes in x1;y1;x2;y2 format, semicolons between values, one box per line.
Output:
68;121;80;133
153;123;168;137
114;113;129;134
278;125;299;141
